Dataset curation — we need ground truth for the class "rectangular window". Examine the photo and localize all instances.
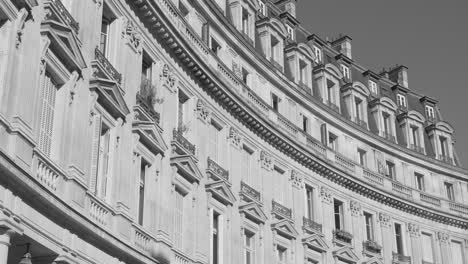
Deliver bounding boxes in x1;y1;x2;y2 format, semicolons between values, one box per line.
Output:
141;51;153;83
328;132;338;151
306;186;314;220
421;233;434;263
276;245;287;264
415;173;425;191
313;46;322;63
97;122;111;199
38;72;57;157
178;90;189;128
358;148;367;167
411;126;420;147
174;189;185;249
369;80;378;95
242;145;253;185
334;199;344;230
397;94;406;107
299;60;307;85
271;93;279;111
259;1;266;16
210;36;221;55
100;4;116;58
340;64;350;79
302;115;309;133
244;230;254;264
355;97;362;121
137;159;148;226
383;112;391;136
445;182;455;201
286;24;294;40
241;7;250;37
242;67;250;86
209;120;221;162
451;241;465;264
212;211;221;264
394;223;404;254
271;36;280;64
439;136;448;157
364;212;374;241
385;160;395;179
425;105;435;119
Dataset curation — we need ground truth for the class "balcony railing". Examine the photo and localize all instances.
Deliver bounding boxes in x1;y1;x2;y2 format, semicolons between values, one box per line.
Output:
136;91;160;124
277;115;298;136
409;144;425;154
333;229;353;244
272;200;292;219
363;169;384;186
207;158;229;182
392;252;411;263
172;129;196;156
438;155;453;165
326;100;340;113
240;181;261;204
381;131;396;143
303;217;322;234
392;181;412;198
420;192;441;207
133;225;152;252
306;135;326;155
335;153;356;172
94;47;122;84
449;202;468;215
363;240;382;254
46;0;80;34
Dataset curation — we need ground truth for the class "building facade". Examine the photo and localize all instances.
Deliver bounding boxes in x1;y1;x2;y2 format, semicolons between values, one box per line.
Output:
0;0;467;263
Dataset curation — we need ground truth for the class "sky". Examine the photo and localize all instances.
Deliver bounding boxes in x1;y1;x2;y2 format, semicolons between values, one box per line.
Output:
296;0;468;167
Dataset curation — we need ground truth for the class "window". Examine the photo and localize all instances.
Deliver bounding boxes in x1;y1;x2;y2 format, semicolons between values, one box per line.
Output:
299;59;307;85
178;1;189;19
394;223;404;255
425;105;435;119
385;160;395;179
174;189;185;249
273;167;286;204
334;199;344;230
305;186;314;220
271;36;281;63
421;233;434;263
141;51;153;82
326;79;335;104
410;126;420;148
328;133;338;151
242;67;251;87
242;145;254;185
355;97;362;121
364;212;374;241
100;4;116;57
357;149;367;167
38;72;58;157
415;173;425;191
137;159;148;225
276;245;287;264
94;121;112;200
302;115;309;133
271;93;279;111
210;36;221;55
178;90;189;128
439;136;448;157
209;120;222;162
259;1;266;16
286;24;294;40
340;64;350;79
369;80;378;95
244;230;254;264
444;182;455;201
396;94;406;108
382;112;393;139
241;7;250;38
451;241;465;264
313;46;322;63
212;211;221;264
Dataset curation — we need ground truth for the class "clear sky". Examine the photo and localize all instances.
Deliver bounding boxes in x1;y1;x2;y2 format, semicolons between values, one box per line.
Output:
296;0;468;167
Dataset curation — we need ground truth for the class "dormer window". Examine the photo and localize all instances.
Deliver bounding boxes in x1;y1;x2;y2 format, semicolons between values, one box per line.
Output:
425;105;435;120
271;36;281;64
341;64;350;80
286;24;294;41
397;94;406;109
259;1;266;16
313;46;322;63
369;80;378;95
299;59;308;85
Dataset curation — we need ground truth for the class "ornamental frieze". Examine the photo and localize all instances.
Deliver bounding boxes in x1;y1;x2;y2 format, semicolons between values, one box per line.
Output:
228;127;242;148
349;200;361;217
160;64;177;92
320;186;332;204
437;232;449;243
122;19;142;52
378;212;391;228
407;223;420;237
195;99;210;122
290;170;303;189
260;150;273;170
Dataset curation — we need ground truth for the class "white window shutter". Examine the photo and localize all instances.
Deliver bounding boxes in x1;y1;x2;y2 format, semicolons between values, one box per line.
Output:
89;114;102;194
38;73;57;157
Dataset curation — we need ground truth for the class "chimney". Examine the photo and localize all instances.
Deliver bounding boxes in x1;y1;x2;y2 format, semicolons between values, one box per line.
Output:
275;0;297;18
388;65;409;88
331;35;352;59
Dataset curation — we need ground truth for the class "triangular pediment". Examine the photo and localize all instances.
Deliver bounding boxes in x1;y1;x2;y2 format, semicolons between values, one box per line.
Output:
333;246;359;263
90;80;130;121
206;180;236;206
170;155;203;183
271;219;298;239
132;122;167;156
362;256;383;264
302;233;329;253
239;202;267;224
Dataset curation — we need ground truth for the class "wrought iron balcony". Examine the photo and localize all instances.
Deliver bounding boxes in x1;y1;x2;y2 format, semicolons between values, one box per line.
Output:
45;0;80;34
303;217;322;234
409;144;425;154
363;240;382;254
381;131;396;143
438;154;453;165
333;229;353;244
272;200;292;219
172;129;196;156
392;252;411;264
136;92;160;124
94;47;122;84
240;181;261;204
326;100;340;113
207;158;229;182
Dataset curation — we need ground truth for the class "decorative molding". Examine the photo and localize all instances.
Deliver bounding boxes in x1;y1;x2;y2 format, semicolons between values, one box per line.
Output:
160;64;177;93
240;181;261;204
259;150;273;170
206;158;229;182
437;232;449;243
349;200;361;217
378;212;391;228
122;19;142;52
319;186;332;204
407;223;420;237
290;170;303;189
228;127;242;148
195;99;210;122
271;200;292;219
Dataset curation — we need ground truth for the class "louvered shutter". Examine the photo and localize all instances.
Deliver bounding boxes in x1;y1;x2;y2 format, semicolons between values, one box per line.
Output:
89;114;102;194
38;73;57;157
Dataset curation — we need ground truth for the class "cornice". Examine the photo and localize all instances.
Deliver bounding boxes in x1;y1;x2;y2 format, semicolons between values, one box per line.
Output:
130;0;468;229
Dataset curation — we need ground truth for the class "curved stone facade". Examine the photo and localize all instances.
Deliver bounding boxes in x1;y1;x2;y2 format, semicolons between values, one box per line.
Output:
0;0;467;264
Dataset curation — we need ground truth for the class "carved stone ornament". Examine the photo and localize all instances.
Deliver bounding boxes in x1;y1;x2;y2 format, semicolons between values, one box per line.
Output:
437;232;449;243
160;64;177;92
39;57;47;75
378;212;391;228
122;19;142;52
228;127;242;148
260;150;273;170
349;200;361;217
195;99;210;122
319;186;332;204
407;223;420;237
290;170;303;189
